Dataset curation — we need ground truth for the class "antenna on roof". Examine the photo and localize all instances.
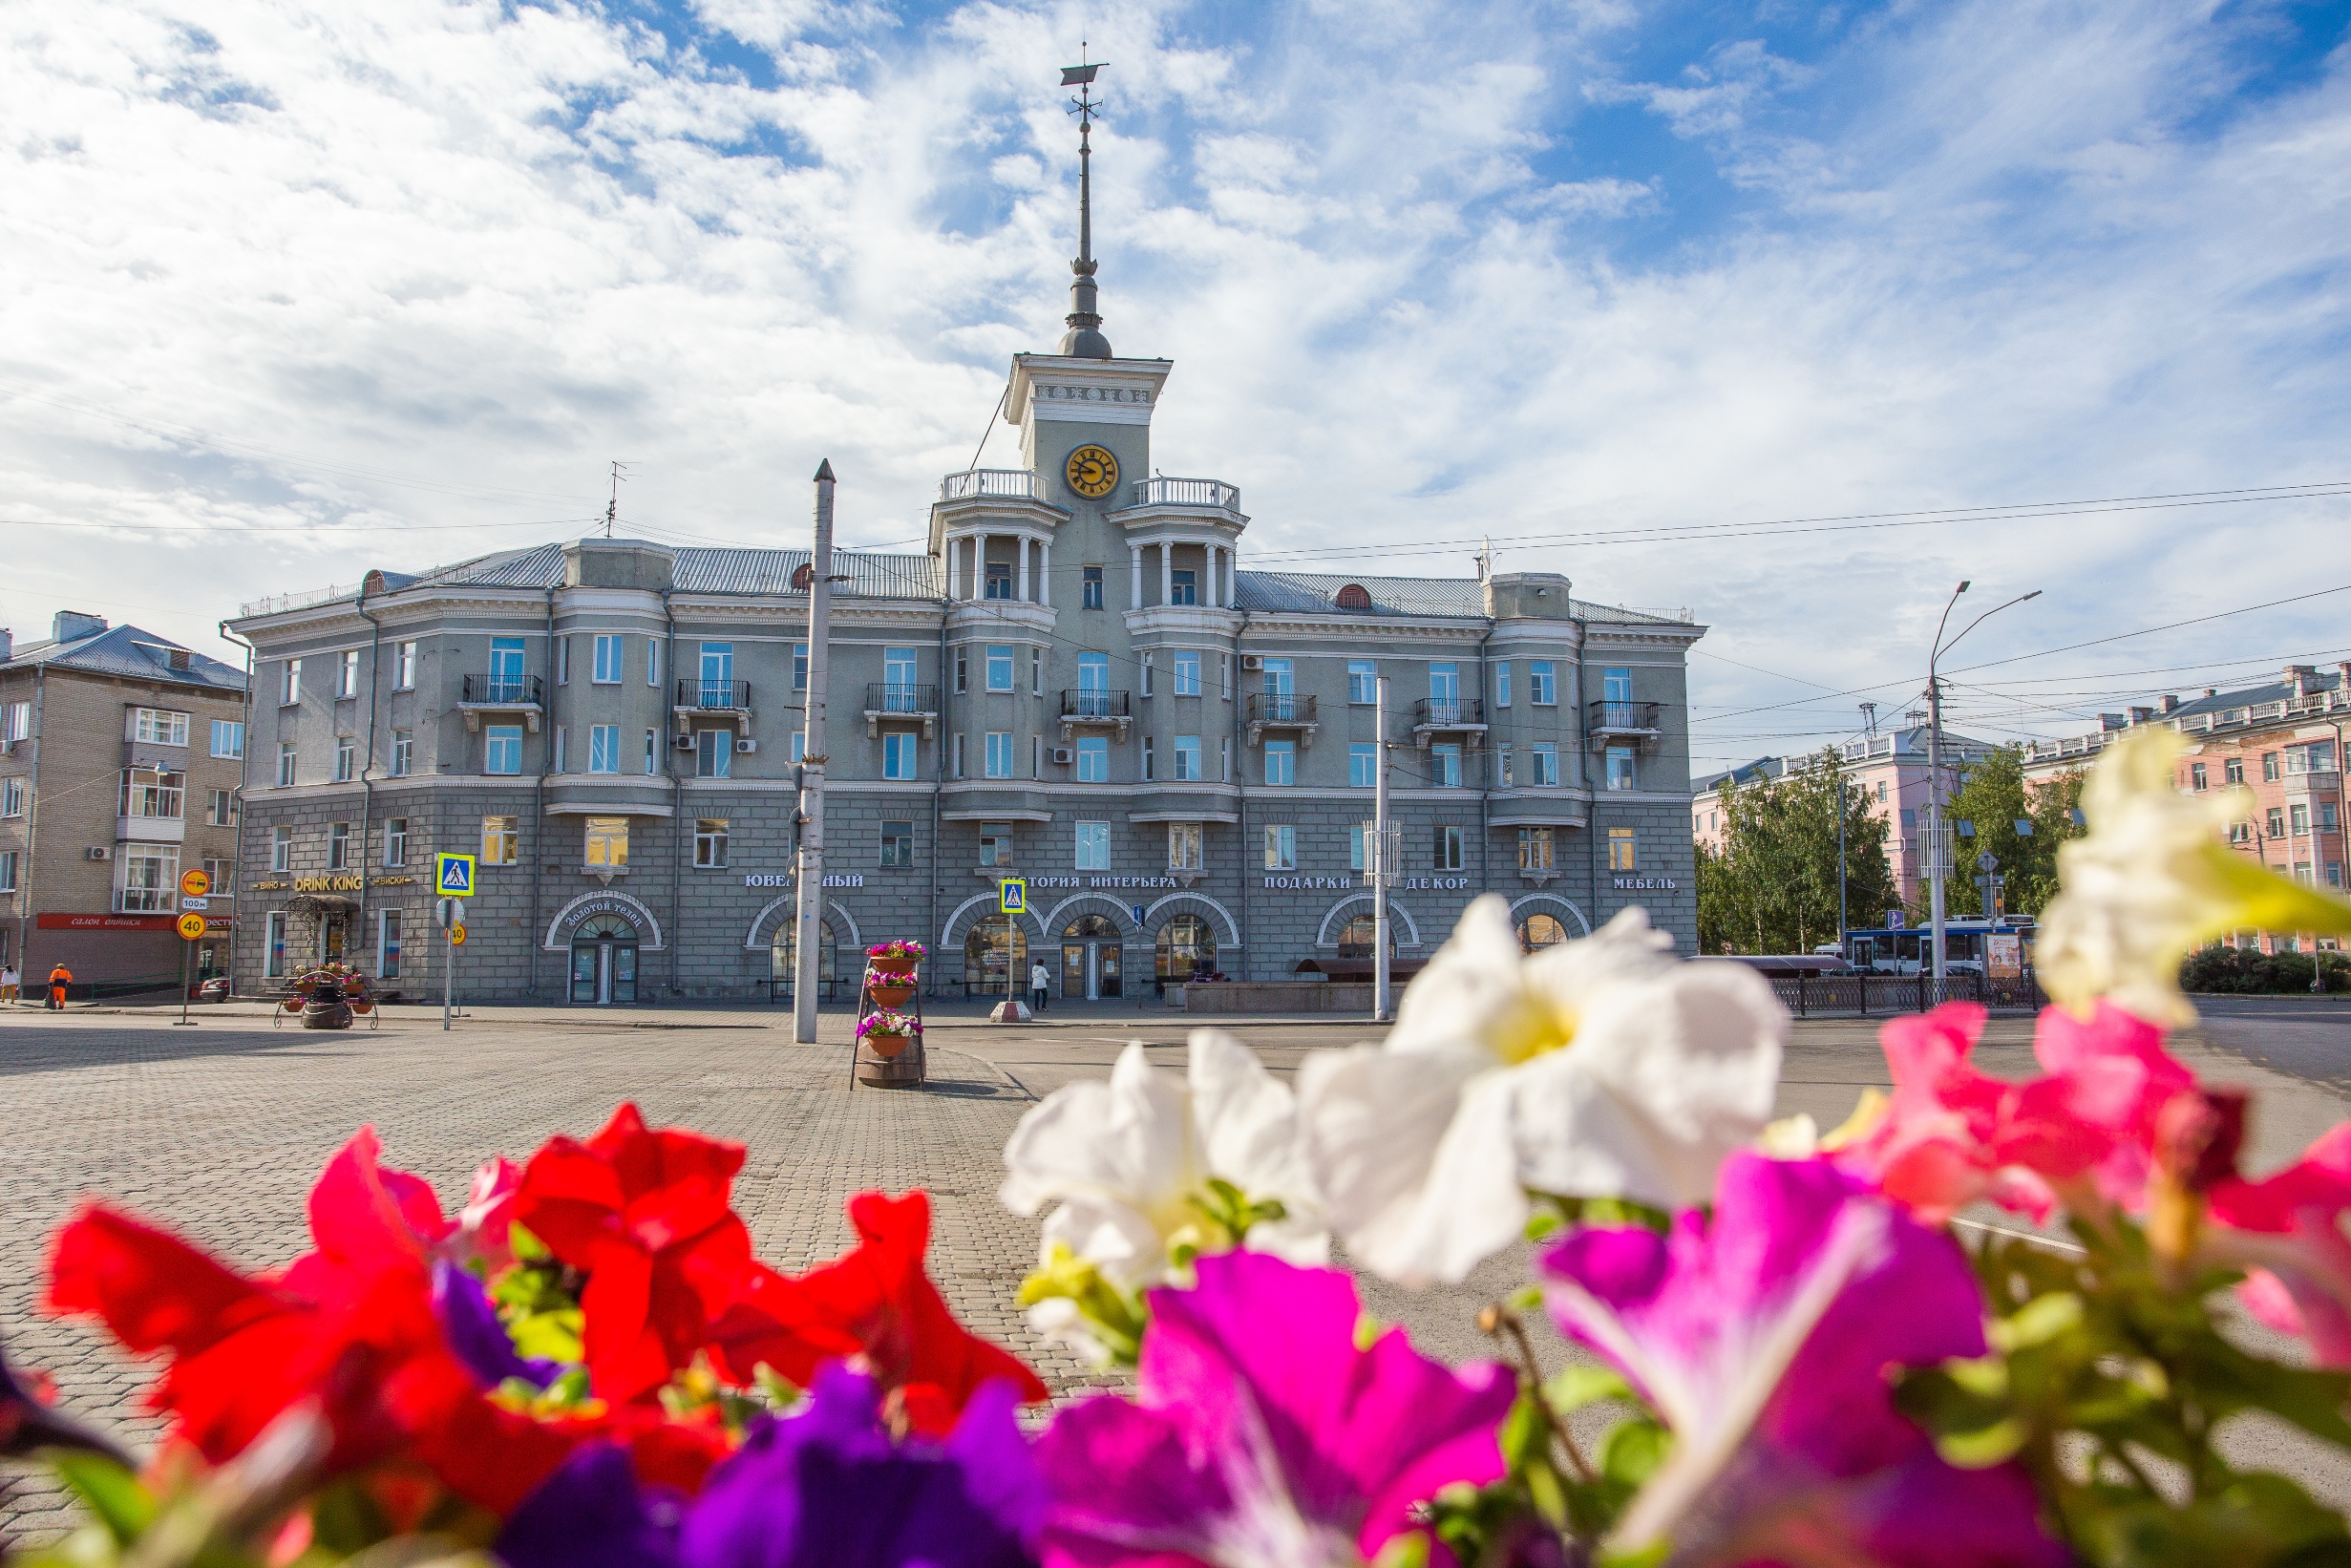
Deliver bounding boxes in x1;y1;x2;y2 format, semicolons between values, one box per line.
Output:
1859;700;1877;734
604;460;634;538
1475;535;1493;583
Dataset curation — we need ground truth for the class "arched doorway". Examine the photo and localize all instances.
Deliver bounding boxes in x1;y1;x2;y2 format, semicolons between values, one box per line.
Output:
571;913;640;1005
964;916;1027;998
1517;913;1570;954
1060;914;1122;1000
1156;914;1216;988
771;920;837;1002
1336;914;1393;959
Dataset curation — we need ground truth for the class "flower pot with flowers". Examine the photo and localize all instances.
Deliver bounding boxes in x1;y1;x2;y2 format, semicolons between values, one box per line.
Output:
864;968;917;1009
288;964;362;1029
857;1008;920;1059
865;938;925;978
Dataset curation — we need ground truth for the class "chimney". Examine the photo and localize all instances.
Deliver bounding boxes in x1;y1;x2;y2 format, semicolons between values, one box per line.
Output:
2100;712;2128;731
2286;664;2319;702
52;610;107;644
2127;706;2154;726
2158;694;2179;714
2204;688;2218;698
0;628;11;663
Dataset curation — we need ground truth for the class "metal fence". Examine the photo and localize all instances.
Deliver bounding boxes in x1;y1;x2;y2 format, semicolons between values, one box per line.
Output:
1766;971;2049;1018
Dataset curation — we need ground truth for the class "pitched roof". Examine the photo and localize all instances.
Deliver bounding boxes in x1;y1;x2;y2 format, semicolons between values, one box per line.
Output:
1;623;244;693
1233;569;1694;625
385;542;944;600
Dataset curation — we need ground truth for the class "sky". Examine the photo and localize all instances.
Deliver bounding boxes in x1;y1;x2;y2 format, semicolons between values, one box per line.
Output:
4;0;2350;770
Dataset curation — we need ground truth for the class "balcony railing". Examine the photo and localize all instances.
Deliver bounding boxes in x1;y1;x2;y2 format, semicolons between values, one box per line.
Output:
865;683;939;714
676;679;753;711
939;469;1047;503
1129;476;1241;511
1414;697;1485;729
1061;689;1132;719
1588;700;1662;733
1247;692;1317;726
461;673;542;706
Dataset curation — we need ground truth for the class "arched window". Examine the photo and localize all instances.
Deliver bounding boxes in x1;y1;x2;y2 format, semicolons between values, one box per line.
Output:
1335;583;1373;611
1336;914;1392;958
1156;915;1217;981
772;919;837;991
1063;914;1120;940
1517;914;1569;953
791;563;814;590
965;916;1027;992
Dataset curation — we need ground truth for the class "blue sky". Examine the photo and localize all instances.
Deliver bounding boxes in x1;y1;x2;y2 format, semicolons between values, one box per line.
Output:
3;0;2349;767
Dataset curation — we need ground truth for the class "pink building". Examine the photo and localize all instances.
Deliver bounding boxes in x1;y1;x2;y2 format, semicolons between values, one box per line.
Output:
1692;724;1998;914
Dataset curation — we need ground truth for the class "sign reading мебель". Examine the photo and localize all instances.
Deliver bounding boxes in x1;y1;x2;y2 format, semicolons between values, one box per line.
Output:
1614;877;1680;891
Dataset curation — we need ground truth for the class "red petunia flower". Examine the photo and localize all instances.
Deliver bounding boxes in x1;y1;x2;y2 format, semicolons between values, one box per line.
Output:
512;1104;755;1404
708;1191;1047;1435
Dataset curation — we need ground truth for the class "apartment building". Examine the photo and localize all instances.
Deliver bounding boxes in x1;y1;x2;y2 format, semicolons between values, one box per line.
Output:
0;612;248;994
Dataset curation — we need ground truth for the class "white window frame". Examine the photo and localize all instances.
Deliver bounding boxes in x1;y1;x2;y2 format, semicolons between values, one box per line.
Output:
334;738;355;783
1529;661;1557;706
485;726;523;776
384;817;408;867
1174;735;1202;781
883;731;919;780
0;778;22;817
1264;739;1296;786
1076;735;1109;783
1168;821;1203;871
338;649;359;698
1350;743;1377;788
394;642;416;690
985;645;1014;693
1076;819;1111;870
282;658;302;705
593;634;624;684
391;731;413;777
589;724;621;774
327;821;349;870
377;909;403;980
1263;824;1296;870
694;817;730;868
1533;742;1559;788
265;912;289;978
0;850;16;892
271;825;292;873
210;719;244;758
985;731;1014;778
1493;663;1511;708
133;708;190;746
1174;650;1201;696
277;744;297;787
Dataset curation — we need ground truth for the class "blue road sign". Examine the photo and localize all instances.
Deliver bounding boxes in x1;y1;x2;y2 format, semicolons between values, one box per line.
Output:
1000;878;1027;915
436;853;477;898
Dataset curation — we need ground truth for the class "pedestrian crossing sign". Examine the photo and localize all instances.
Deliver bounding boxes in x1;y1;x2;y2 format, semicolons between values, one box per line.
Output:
999;878;1027;914
436;854;477;898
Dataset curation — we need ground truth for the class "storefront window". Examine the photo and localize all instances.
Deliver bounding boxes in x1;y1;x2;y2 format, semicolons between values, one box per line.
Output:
964;916;1027;992
1517;913;1569;953
1156;915;1216;981
772;920;837;992
1336;915;1391;959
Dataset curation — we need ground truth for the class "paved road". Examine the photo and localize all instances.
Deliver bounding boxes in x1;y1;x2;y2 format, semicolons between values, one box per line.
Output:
0;990;2346;1543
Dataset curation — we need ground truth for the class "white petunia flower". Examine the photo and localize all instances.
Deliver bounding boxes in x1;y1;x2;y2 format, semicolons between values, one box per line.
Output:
1000;1029;1324;1362
1296;896;1787;1287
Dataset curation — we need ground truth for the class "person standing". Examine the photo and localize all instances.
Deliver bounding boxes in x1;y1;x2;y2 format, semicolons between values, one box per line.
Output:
0;964;17;1003
46;962;73;1010
1028;958;1050;1014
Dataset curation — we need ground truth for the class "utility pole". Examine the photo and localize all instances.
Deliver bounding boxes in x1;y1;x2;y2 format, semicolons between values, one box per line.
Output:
1927;581;2042;996
1374;675;1391;1023
793;461;835;1046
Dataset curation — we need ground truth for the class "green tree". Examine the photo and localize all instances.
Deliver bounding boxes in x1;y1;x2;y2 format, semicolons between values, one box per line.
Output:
1697;751;1900;954
1940;748;2087;919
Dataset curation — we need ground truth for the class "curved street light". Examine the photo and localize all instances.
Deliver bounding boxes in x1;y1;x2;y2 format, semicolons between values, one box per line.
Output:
1926;583;2042;988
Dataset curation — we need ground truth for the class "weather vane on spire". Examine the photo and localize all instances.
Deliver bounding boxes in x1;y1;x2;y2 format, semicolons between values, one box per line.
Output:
1057;48;1112;359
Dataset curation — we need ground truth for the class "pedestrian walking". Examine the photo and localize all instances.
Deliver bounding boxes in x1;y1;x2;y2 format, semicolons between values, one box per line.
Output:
46;963;73;1010
0;964;17;1003
1028;959;1050;1014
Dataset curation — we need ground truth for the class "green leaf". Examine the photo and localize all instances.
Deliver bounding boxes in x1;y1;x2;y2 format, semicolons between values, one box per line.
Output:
1367;1531;1430;1568
1544;1365;1636;1414
1989;1291;2085;1353
508;1307;584;1363
1937;1416;2030;1469
507;1223;550;1262
1498;1394;1548;1471
47;1452;155;1546
1600;1420;1672;1492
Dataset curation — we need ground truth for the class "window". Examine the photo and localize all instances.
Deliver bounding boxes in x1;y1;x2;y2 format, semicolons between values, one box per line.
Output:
334;738;355;782
974;731;1010;778
271;825;292;873
2298;862;2317;887
1221;654;1233;699
646;730;658;775
1530;661;1557;706
1494;664;1511;708
1430;662;1459;710
1498;743;1514;789
134;708;190;746
1603;667;1633;704
1350;743;1378;788
700;643;737;702
377;910;402;980
1;778;22;816
489;638;526;700
207;788;235;825
483;816;519;864
980;823;1014;867
2225;756;2245;785
1140;653;1154;698
1608;827;1637;872
884;646;919;693
583;816;626;868
266;913;288;978
394;642;415;689
1876;781;1888;802
2189;761;2209;792
485;725;523;775
1175;735;1202;780
210;719;244;758
1350;823;1370;872
1264;739;1296;786
1261;658;1294;702
1605;748;1637;791
883;731;919;780
1075;820;1111;870
593;634;624;684
695;817;730;868
589;724;621;774
1431;744;1462;787
2325;803;2341;832
953;733;964;778
792;644;808;691
1174;651;1201;696
338;649;359;698
1533;743;1560;788
647;640;662;688
1075;651;1112;712
1263;825;1296;870
1033;734;1045;777
954;648;968;693
277;744;297;787
1032;647;1043;696
2311;741;2340;772
328;822;349;870
2269;807;2286;838
2293;803;2312;836
2264;752;2281;782
986;646;1014;692
553;726;567;773
203;857;234;897
384;817;408;867
390;730;413;777
1076;735;1109;782
1143;737;1154;780
1083;565;1104;609
1222;737;1232;781
880;820;915;867
2333;863;2345;888
1435;826;1464;871
282;658;302;704
0;701;27;743
1170;568;1197;606
116;843;178;913
985;559;1013;600
696;730;732;778
1169;822;1203;870
556;638;570;686
1518;826;1555;872
0;850;15;892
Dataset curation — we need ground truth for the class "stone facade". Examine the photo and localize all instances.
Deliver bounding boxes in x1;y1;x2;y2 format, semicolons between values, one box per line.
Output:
225;344;1706;1005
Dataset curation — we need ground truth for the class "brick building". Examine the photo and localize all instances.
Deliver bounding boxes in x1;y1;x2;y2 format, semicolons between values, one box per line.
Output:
0;612;248;996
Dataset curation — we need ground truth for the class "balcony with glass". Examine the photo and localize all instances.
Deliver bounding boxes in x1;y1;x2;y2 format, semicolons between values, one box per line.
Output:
117;767;186;845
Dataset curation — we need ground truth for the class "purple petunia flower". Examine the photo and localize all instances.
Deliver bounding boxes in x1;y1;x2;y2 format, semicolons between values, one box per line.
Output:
430;1260;559;1390
1540;1152;2067;1567
1034;1250;1514;1568
498;1441;684;1568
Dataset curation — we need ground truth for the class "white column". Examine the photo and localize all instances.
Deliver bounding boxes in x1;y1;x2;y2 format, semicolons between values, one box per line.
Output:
1160;540;1174;607
1209;544;1223;608
949;536;964;601
1039;538;1052;606
1017;536;1031;603
1131;544;1143;608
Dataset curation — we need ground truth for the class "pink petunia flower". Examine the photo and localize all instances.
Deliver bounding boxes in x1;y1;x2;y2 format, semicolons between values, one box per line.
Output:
1033;1251;1514;1568
459;1155;524;1270
2203;1124;2351;1366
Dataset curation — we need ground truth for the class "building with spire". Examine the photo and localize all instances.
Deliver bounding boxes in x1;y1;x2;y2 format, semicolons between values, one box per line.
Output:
221;67;1705;1006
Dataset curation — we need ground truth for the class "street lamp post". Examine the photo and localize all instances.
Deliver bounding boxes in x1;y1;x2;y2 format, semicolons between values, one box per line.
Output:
1927;582;2042;994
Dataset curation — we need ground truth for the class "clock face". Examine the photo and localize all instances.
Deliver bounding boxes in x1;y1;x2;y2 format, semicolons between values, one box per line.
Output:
1064;444;1120;499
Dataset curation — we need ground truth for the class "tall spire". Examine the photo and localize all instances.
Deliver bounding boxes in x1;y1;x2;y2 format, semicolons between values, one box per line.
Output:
1058;52;1112;359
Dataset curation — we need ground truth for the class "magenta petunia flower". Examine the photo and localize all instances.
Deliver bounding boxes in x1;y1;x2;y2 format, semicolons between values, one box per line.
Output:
1034;1251;1514;1568
1541;1152;2065;1567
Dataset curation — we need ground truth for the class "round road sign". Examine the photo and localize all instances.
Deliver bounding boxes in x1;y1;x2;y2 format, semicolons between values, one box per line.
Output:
180;868;211;899
450;922;468;946
176;913;208;941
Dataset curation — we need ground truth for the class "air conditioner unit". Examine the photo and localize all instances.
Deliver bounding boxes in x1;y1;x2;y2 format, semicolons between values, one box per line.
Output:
1240;655;1263;670
675;733;697;751
735;737;757;754
85;845;111;861
1051;747;1073;765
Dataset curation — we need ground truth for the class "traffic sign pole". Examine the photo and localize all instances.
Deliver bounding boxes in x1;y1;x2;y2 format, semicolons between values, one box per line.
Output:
176;938;193;1028
444;921;455;1032
173;881;210;1028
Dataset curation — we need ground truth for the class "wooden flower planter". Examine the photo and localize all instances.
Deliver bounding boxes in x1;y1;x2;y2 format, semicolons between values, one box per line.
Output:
852;951;925;1091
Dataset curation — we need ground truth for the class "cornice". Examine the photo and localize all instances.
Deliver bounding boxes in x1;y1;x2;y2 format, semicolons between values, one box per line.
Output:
1235;615;1492;644
1126;606;1243;638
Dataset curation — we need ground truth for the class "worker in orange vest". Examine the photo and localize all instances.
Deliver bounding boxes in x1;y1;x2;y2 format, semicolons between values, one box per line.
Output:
46;963;72;1010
